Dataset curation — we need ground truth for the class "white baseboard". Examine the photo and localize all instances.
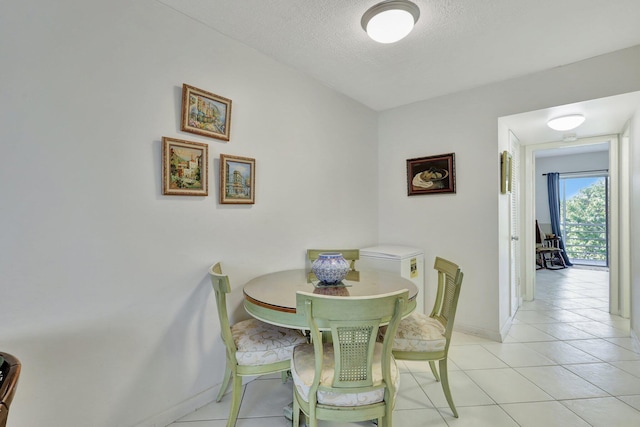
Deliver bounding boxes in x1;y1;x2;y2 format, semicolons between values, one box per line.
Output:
134;385;218;427
631;329;640;353
499;315;515;342
455;322;503;342
133;377;255;427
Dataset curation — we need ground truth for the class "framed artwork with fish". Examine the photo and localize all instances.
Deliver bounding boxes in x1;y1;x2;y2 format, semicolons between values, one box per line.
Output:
407;153;456;196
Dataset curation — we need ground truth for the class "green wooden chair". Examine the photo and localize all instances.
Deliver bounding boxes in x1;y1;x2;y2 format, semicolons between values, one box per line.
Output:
306;249;360;282
386;256;464;418
208;263;307;427
291;289;408;427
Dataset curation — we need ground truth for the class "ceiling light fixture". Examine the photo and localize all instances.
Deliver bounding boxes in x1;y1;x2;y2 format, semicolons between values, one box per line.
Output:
361;0;420;44
547;114;585;131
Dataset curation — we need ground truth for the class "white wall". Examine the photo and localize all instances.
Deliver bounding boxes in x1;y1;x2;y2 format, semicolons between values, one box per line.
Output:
3;1;640;425
378;45;640;341
631;110;640;346
535;151;610;226
0;1;379;426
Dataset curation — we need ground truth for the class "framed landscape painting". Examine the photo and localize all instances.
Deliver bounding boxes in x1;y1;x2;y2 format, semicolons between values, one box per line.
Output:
181;83;232;141
162;137;208;196
220;154;255;204
407;152;456;196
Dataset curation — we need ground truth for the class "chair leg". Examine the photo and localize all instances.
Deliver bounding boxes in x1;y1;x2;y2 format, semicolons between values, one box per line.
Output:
439;359;458;418
429;360;440;382
554;252;567;268
384;401;392;427
292;397;300;427
307;406;318;427
227;375;243;427
216;366;232;402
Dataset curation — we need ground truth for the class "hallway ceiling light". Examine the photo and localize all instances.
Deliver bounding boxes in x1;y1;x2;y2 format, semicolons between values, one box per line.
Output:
361;0;420;44
547;114;585;131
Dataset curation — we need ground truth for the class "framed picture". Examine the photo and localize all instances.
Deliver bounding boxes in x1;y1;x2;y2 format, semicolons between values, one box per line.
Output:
220;154;255;204
407;153;456;196
501;150;512;194
181;83;232;141
162;137;208;196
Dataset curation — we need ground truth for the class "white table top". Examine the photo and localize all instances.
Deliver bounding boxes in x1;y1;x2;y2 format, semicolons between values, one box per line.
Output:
243;269;418;329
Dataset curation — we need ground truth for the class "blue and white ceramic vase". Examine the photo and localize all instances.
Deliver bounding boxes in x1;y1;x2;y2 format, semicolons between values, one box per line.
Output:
311;252;351;285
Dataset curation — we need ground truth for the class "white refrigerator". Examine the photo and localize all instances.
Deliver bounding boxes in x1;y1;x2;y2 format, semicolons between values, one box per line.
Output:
359;245;426;315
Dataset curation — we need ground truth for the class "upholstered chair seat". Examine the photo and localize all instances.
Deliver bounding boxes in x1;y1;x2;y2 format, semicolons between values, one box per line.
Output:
231;318;307;366
389;312;446;353
291;342;400;406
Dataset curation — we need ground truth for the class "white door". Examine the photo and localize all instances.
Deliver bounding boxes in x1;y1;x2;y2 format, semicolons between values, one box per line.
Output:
509;132;522;314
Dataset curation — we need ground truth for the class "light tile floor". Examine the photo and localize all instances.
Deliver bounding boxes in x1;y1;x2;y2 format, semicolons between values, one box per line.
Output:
169;267;640;426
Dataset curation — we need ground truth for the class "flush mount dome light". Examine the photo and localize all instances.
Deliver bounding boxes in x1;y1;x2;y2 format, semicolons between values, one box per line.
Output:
547;114;586;131
361;0;420;44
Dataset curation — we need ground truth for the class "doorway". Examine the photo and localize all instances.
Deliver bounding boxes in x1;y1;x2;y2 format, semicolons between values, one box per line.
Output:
524;135;626;317
498;91;639;327
532;144;611;315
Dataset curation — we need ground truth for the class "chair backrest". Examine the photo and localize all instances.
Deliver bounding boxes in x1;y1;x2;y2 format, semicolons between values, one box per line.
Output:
208;263;238;358
296;289;407;392
307;249;360;282
429;257;464;346
0;352;21;427
535;220;545;245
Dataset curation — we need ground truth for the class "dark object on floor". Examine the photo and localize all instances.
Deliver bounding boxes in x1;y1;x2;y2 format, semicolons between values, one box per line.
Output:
0;352;21;427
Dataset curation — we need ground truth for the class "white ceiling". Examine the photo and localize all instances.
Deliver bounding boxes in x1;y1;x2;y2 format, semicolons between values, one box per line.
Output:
501;90;640;147
160;0;640;144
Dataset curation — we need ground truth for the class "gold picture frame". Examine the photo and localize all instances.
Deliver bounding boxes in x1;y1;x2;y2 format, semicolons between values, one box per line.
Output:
501;150;512;194
162;137;208;196
181;84;232;141
220;154;255;204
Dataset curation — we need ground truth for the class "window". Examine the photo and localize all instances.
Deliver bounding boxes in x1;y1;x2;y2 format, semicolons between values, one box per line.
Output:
559;174;609;266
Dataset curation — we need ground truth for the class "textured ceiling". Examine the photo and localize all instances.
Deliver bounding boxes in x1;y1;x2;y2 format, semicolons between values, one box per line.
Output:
159;0;640;111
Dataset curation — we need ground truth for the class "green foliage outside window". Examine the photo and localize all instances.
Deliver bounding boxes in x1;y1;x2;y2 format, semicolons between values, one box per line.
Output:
563;178;607;262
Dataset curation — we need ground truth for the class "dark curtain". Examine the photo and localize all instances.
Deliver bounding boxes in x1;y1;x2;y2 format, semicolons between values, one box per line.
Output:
547;172;573;266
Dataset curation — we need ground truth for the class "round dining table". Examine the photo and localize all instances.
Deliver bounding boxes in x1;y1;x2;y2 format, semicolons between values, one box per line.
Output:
243;268;418;329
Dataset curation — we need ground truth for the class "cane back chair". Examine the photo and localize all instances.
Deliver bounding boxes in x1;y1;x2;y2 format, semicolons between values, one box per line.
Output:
291;289;408;427
387;256;464;418
208;263;307;427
